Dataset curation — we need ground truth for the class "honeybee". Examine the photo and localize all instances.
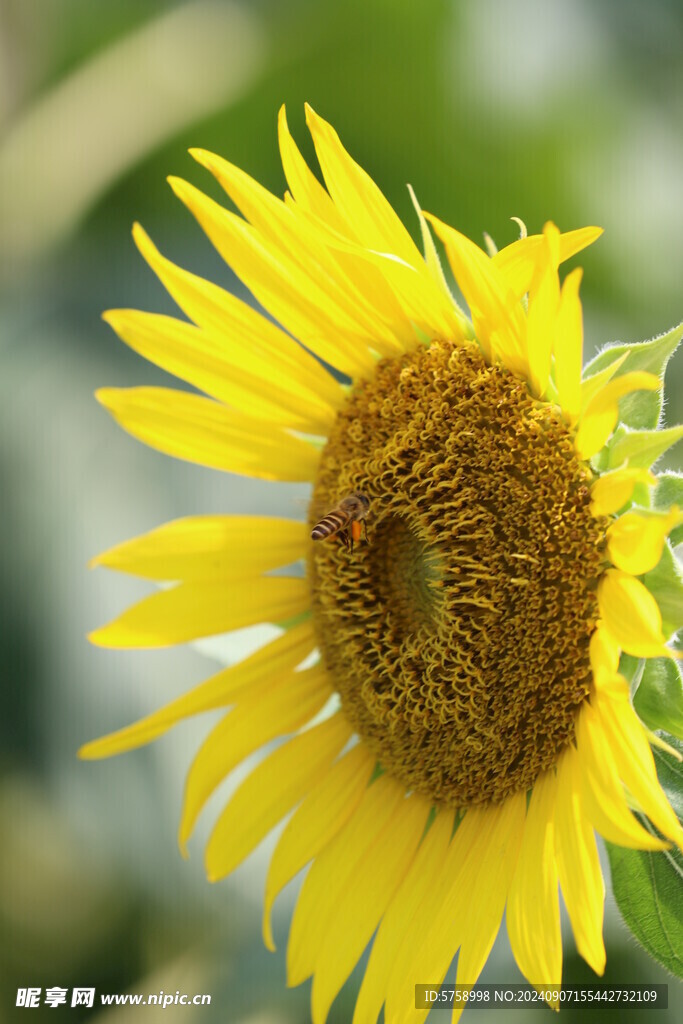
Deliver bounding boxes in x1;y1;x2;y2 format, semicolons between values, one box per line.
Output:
311;493;370;552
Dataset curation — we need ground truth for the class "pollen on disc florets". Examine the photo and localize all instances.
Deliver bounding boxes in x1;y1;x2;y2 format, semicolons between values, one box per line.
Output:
308;340;607;808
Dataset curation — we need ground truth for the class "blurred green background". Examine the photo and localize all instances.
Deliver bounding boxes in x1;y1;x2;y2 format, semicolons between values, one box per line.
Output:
1;0;681;1020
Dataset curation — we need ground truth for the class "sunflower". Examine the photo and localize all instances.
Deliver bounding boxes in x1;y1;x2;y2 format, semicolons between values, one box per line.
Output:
82;105;683;1023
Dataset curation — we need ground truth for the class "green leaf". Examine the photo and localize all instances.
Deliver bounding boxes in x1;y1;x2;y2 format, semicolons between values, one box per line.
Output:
619;653;644;692
583;322;682;430
607;843;683;978
653;735;683;819
634;659;683;739
654;473;683;546
605;424;683;470
641;542;683;640
606;735;683;978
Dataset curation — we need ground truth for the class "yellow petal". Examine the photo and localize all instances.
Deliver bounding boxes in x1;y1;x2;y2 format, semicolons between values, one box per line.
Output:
278;108;419;346
576;396;643;462
384;828;468;1024
347;244;466;341
280;166;465;345
575;372;661;460
286;774;404;987
311;793;430;1024
554;268;583;423
607;508;682;576
278;106;348;231
526;222;560;398
424;212;527;376
589;622;621;678
507;769;561;989
88;576;310;649
178;663;332;854
205;713;352;881
263;743;374;951
296;201;467;342
385;794;525;1024
304;104;424;268
132;223;344;409
407;184;467;318
353;810;455;1024
450;795;526;1022
586;370;661;413
90;515;307;580
554;746;606;975
579;351;628;411
103;308;336;433
598;569;671;658
96;386;320;481
590;467;656;516
168;176;376;377
301;113;467;340
575;702;668;850
593;680;683;848
191;147;407;358
79;620;315;759
493;226;603;299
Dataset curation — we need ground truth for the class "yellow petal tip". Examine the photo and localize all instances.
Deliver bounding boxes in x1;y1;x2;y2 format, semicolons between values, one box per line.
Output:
188;147;213;169
167;175;190;201
94;387;118;410
583;226;604;243
87;628;107;647
131;222;152;250
304;102;322;129
204;847;222;883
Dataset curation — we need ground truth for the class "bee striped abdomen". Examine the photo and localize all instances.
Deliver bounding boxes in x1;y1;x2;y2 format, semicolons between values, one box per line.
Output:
311;512;349;541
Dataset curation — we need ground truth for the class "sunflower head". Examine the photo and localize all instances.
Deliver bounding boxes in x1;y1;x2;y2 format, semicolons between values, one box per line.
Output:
83;105;683;1023
310;337;608;808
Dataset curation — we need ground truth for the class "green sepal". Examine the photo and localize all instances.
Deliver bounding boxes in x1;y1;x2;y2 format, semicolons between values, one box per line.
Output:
421;805;438;840
604;423;683;470
606;733;683;979
640;541;683;640
583;322;683;379
583;322;683;430
630;480;653;511
633;659;683;739
654;472;683;546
